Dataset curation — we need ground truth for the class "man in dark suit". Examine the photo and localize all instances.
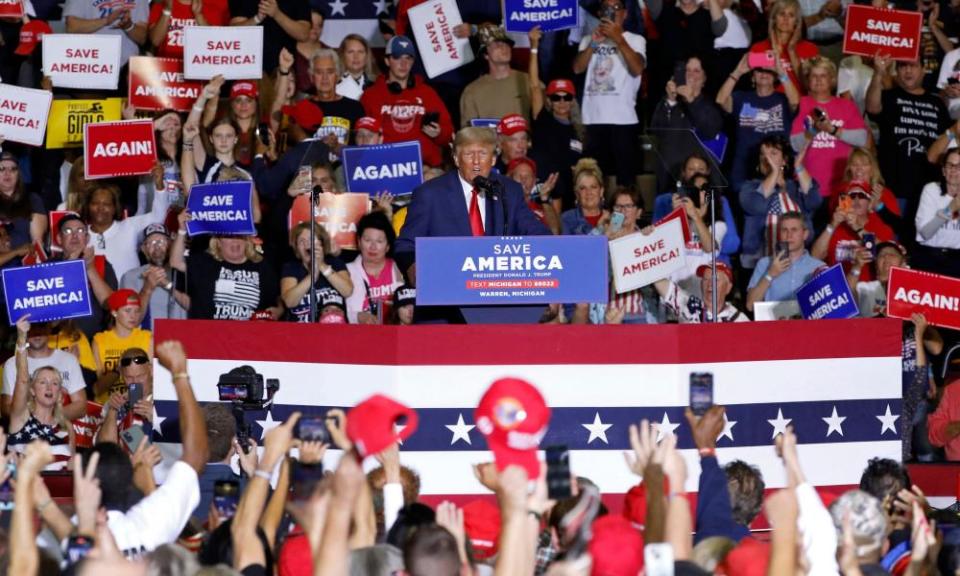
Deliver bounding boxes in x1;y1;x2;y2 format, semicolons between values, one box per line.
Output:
395;126;550;282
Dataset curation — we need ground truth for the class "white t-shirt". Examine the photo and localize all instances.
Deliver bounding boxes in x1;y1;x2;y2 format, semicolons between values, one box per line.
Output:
105;460;200;557
1;349;85;397
915;182;960;249
579;32;646;125
856;280;886;318
714;9;751;49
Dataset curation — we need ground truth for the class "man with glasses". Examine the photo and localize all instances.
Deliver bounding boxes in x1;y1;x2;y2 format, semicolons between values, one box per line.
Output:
95;347;155;444
56;214;117;339
121;224;189;329
573;0;646;189
0;321;87;421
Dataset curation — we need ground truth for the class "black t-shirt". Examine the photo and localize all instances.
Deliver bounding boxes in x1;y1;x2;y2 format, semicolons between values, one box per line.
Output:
310;97;366;148
873;87;949;202
228;0;309;73
280;256;347;322
529;109;583;209
187;251;279;320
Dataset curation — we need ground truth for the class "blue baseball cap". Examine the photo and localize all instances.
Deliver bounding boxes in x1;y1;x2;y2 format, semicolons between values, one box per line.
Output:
386;35;416;59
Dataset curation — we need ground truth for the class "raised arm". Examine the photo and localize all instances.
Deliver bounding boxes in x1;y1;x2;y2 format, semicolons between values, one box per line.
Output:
9;316;32;433
528;26;545;119
170;209;189;273
155;340;208;473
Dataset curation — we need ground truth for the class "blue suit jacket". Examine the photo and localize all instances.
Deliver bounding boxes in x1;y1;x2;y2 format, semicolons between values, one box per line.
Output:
395;170;550;271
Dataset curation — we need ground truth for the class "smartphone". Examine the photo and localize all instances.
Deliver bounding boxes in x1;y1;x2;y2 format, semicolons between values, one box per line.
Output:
213;480;240;519
811;107;826;121
256;122;270;146
0;460;15;511
295;415;331;444
644;543;676;576
546;445;572;501
838;195;853;213
689;372;714;417
297;165;312;195
127;382;142;409
776;241;789;258
672;61;686;87
121;424;147;453
610;211;626;233
422;111;439;125
598;3;617;20
290;461;325;502
65;535;95;565
748;50;776;69
949;77;960;85
861;232;877;256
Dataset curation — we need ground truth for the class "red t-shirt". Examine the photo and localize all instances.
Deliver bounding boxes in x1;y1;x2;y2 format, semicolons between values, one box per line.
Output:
826;215;894;281
749;39;819;94
148;0;230;59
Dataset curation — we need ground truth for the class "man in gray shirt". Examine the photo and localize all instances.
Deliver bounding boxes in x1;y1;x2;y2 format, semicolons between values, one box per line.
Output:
64;0;149;69
121;223;189;329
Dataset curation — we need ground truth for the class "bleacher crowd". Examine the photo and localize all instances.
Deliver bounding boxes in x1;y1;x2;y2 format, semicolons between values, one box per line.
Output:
2;0;960;573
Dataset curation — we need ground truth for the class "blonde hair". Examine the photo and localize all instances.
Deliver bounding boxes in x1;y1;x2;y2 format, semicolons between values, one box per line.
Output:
67;157;91;213
803;56;838;86
339;33;377;82
207;236;263;263
573;158;604;189
769;0;801;37
28;366;71;433
844;147;885;188
290;220;331;255
453;126;497;150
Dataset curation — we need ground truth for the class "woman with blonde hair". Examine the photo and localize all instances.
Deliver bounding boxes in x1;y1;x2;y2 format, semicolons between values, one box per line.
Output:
336;33;377;100
561;158;608;235
838;147;902;235
8;315;75;471
748;0;818;91
170;211;282;321
281;221;353;322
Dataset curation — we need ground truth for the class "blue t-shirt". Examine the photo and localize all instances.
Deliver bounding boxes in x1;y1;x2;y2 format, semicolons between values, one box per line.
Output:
729;91;793;190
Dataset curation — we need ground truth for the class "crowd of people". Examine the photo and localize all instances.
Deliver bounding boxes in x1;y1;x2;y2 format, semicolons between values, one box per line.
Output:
2;0;960;572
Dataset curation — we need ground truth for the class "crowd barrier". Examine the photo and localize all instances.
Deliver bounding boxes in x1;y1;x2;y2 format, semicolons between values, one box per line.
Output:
151;318;903;511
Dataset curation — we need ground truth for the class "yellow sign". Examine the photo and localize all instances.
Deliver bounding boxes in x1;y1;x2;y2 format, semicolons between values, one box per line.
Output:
45;98;124;149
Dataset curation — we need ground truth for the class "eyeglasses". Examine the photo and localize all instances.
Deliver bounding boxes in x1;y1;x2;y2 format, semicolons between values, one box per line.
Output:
549;94;574;102
613;203;636;212
145;238;169;248
62;226;88;236
120;356;149;367
945;162;960;170
0;165;19;174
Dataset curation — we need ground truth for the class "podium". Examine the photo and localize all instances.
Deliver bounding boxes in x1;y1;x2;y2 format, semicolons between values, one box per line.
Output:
415;236;609;324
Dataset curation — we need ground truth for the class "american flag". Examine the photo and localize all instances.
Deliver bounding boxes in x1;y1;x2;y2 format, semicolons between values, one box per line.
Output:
765;191;802;258
152;318;902;508
317;0;395;48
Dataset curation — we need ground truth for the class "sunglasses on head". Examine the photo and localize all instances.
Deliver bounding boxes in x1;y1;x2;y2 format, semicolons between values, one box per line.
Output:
549;93;574;102
120;355;149;367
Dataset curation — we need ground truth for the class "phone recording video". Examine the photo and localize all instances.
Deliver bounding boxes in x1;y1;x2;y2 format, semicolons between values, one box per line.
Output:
689;372;714;416
546;445;572;500
214;480;240;519
295;415;331;444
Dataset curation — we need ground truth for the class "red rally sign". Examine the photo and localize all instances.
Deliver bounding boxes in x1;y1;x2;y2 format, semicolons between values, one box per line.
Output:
0;0;24;18
886;267;960;331
127;56;202;112
83;120;158;180
843;5;922;61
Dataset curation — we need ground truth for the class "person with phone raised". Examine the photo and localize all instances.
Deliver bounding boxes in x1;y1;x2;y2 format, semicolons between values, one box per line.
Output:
746;212;824;311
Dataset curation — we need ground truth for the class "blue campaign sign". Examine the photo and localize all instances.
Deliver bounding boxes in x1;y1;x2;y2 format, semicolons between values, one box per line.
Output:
342;141;423;198
503;0;579;32
796;264;860;320
2;260;92;325
416;236;608;305
186;181;256;237
470;118;500;128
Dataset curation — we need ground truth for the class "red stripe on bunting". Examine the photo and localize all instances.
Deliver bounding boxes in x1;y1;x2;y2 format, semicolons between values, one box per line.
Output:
155;318;903;365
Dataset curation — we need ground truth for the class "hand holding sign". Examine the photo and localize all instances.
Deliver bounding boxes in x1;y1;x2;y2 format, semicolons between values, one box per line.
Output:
15;314;30;339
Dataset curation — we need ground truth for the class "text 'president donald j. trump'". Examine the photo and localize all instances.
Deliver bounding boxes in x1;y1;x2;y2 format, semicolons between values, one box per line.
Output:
395;126;550;283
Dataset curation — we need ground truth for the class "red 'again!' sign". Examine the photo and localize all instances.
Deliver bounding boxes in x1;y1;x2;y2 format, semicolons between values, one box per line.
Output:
843;5;922;61
886;267;960;331
84;120;158;180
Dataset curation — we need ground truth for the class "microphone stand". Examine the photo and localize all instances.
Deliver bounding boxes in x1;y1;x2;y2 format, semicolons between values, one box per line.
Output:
308;184;322;323
706;187;718;323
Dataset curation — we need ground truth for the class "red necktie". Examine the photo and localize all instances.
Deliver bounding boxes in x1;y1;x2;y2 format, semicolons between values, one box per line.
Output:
469;187;484;237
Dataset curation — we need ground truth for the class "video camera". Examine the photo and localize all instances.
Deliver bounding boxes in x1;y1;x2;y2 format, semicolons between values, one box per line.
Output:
217;366;280;451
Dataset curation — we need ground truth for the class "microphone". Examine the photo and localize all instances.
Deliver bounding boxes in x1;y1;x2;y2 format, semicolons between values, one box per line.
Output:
472;175;501;200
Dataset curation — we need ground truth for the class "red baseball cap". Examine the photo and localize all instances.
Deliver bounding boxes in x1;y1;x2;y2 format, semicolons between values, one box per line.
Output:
719;538;770;576
107;289;141;312
355;116;382;133
621;478;669;529
230;81;258;100
282;100;325;133
16;20;53;56
497;113;529;137
843;180;871;198
462;499;501;561
474;377;550;478
587;515;644;576
546;79;576;97
346;394;418;458
696;261;734;284
506;156;536;176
